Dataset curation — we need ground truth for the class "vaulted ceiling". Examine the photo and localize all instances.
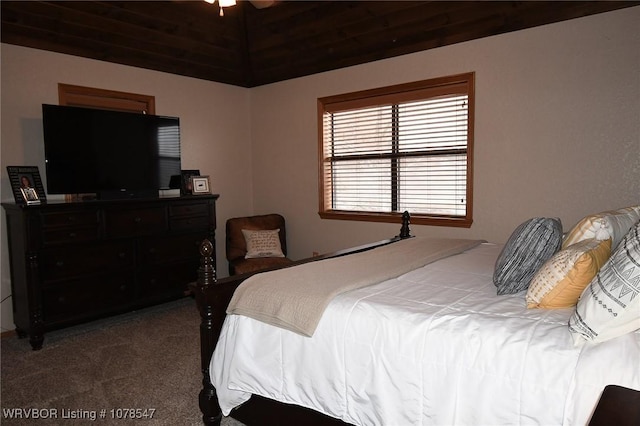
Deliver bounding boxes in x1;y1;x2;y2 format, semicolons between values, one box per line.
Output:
2;1;638;87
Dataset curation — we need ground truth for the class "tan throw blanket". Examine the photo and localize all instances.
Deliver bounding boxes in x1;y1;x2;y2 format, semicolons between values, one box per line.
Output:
226;237;483;337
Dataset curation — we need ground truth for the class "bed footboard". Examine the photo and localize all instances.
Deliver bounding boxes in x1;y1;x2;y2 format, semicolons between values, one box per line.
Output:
195;212;412;425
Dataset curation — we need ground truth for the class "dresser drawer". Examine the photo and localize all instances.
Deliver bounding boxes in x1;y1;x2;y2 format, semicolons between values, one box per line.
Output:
41;210;100;245
43;226;100;245
42;273;134;323
169;202;209;218
42;210;99;228
139;233;204;265
171;216;210;231
105;207;167;238
40;242;134;282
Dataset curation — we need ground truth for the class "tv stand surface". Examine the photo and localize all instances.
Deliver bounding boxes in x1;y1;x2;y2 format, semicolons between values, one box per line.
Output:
2;195;218;349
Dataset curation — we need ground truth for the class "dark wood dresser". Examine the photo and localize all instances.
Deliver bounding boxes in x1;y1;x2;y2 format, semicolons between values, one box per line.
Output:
2;194;218;349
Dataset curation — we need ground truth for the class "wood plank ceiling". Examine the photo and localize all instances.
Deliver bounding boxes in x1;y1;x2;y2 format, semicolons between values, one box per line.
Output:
2;1;638;88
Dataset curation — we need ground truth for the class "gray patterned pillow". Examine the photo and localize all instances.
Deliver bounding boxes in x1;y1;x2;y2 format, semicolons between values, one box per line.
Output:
569;221;640;344
494;217;563;295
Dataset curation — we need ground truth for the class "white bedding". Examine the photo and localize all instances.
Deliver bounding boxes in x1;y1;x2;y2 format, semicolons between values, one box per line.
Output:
210;242;640;425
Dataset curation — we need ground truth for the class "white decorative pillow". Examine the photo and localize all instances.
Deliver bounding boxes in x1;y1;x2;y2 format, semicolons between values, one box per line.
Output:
568;221;640;344
526;238;611;309
563;206;640;251
242;229;285;259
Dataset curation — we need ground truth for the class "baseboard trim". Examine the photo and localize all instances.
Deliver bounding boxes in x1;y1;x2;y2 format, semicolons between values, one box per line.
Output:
1;329;17;339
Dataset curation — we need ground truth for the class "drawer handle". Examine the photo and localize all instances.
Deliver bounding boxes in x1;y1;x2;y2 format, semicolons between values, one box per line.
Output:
56;261;64;267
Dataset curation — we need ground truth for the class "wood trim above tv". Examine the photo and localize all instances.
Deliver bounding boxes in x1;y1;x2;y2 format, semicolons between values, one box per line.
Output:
57;83;155;114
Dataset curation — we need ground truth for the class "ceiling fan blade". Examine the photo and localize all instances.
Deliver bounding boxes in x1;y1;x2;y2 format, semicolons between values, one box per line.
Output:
249;0;278;9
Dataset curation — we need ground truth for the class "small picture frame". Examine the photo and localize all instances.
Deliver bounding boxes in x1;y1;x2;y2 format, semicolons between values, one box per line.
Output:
6;166;46;205
191;176;211;195
180;169;200;195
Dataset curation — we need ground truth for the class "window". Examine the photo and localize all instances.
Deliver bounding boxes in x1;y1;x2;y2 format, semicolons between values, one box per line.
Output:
156;120;182;183
58;83;155;114
318;73;474;227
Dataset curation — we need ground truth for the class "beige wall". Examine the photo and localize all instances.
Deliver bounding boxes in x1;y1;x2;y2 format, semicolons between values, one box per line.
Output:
2;6;639;331
250;6;640;259
0;45;253;332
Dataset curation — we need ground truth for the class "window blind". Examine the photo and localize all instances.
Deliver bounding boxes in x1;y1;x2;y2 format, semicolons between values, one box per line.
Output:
318;73;474;226
157;122;181;186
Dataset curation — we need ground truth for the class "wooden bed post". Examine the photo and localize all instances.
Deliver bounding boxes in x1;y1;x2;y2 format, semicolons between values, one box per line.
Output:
195;239;223;426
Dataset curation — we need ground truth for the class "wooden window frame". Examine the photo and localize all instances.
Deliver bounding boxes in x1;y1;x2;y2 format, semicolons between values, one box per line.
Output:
317;73;474;228
58;83;155;114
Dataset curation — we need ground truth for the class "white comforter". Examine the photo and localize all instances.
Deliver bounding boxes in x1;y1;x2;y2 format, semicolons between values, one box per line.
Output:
211;243;640;425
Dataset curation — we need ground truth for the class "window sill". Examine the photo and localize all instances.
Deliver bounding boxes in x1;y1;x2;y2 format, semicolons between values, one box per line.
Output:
319;210;472;228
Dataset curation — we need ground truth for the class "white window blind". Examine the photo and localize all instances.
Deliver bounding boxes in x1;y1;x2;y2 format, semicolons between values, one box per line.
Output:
318;73;474;227
156;122;181;187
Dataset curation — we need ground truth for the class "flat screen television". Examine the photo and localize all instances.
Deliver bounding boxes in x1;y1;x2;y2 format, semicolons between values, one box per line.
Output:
42;104;181;200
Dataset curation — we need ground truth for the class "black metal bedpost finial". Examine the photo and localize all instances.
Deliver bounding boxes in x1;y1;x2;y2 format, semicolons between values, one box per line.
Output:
198;239;216;288
399;211;411;239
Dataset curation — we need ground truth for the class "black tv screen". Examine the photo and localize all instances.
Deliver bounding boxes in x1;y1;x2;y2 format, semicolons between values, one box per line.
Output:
42;104;181;199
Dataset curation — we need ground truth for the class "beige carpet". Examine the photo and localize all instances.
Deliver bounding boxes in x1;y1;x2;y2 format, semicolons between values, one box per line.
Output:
1;298;244;426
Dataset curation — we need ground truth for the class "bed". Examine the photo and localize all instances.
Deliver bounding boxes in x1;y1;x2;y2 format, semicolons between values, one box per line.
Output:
194;210;640;426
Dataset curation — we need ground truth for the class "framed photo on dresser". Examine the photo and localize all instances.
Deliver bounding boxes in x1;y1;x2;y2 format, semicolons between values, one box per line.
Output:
180;169;200;195
191;176;211;195
6;166;46;205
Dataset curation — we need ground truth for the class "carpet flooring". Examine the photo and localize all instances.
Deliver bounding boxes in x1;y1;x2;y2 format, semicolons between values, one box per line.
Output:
1;297;244;426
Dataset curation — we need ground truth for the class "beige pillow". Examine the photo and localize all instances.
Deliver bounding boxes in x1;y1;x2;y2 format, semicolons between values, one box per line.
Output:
526;238;611;309
562;206;640;251
242;229;285;259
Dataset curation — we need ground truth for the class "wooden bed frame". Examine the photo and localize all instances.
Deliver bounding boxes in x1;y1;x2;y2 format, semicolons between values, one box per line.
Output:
194;213;412;426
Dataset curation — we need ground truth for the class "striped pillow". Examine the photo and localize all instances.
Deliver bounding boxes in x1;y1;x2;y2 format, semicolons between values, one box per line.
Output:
493;217;563;295
569;221;640;344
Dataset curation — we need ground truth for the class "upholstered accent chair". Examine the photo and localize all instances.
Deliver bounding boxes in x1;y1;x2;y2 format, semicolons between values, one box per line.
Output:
226;213;294;275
